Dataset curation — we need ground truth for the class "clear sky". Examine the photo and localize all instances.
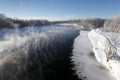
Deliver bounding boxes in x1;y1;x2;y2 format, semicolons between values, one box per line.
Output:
0;0;120;20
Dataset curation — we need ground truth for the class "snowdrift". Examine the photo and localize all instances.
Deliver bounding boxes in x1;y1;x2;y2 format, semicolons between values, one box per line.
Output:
88;29;120;80
71;31;114;80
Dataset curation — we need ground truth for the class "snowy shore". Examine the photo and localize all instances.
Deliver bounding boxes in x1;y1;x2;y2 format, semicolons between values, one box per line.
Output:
72;30;115;80
88;29;120;80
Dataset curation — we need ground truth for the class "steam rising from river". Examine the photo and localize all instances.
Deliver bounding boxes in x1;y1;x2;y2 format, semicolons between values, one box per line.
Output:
0;25;79;80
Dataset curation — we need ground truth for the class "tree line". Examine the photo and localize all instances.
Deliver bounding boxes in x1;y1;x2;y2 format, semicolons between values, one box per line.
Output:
0;14;120;30
0;14;50;29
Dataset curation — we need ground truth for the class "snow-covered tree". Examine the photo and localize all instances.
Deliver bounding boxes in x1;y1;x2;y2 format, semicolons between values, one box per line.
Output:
105;16;120;61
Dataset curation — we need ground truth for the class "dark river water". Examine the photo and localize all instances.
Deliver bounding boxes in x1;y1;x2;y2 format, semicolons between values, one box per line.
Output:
0;24;80;80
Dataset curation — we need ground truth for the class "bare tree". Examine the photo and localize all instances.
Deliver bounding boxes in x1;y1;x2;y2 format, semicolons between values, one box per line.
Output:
78;18;105;30
104;16;120;62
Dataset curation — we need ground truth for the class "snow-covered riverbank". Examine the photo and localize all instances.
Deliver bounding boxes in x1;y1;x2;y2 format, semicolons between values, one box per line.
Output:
71;30;115;80
88;29;120;80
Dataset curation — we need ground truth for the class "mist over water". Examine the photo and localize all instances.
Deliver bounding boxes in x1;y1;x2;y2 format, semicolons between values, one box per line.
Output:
0;24;79;80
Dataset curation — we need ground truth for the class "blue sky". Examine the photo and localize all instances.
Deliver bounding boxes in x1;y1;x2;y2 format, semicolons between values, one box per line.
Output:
0;0;120;20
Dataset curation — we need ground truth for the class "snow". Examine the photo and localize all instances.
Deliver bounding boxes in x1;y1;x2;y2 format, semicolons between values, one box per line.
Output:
88;29;111;63
88;29;120;80
71;31;115;80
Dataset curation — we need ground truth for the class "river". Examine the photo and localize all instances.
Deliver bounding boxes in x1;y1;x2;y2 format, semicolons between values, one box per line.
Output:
0;24;79;80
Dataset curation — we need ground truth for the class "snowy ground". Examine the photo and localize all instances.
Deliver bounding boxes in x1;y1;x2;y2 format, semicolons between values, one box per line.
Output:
71;31;115;80
88;29;120;80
